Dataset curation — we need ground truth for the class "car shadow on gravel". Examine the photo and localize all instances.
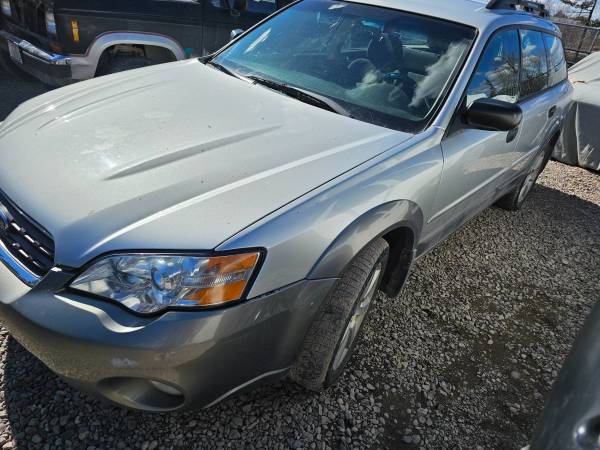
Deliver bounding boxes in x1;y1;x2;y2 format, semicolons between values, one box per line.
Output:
361;182;600;450
0;181;599;449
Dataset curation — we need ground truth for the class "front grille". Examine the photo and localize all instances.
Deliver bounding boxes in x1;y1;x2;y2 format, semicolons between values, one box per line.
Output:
9;0;47;36
0;190;54;278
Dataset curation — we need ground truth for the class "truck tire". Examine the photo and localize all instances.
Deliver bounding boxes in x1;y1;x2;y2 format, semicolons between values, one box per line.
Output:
290;238;389;391
97;55;151;76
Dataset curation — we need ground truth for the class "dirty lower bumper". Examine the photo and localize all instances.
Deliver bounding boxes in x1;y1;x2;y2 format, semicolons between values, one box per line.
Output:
0;262;335;411
0;30;72;86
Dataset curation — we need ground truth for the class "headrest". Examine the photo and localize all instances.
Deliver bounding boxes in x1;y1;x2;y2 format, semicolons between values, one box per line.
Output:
368;33;403;68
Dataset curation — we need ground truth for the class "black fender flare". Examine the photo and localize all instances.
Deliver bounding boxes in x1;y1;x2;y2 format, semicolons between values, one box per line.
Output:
308;200;423;294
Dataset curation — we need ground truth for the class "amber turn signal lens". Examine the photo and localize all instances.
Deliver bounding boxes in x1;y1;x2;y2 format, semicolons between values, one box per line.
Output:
183;252;260;306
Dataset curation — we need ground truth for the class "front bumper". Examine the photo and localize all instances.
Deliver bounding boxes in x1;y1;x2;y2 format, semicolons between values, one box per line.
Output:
0;260;335;411
0;30;72;86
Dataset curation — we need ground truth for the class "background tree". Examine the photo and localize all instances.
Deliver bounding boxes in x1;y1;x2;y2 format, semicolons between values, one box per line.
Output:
559;0;598;25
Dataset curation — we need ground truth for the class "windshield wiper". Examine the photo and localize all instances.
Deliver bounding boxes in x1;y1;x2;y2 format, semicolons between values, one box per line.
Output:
206;61;245;81
248;76;352;118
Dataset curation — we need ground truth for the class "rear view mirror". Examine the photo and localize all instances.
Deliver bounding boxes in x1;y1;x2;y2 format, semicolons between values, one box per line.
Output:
464;98;523;132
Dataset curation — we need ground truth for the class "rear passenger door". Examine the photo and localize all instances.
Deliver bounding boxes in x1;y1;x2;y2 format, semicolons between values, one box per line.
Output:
512;29;554;164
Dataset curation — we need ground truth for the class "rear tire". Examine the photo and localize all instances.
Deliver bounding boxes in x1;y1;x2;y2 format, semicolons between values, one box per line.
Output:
496;143;553;211
290;238;389;391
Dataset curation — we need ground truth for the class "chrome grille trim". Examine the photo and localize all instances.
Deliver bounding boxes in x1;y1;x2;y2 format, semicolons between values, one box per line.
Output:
0;237;39;286
0;190;55;285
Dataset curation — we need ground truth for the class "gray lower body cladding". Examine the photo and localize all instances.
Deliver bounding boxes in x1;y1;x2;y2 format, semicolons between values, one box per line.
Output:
0;262;335;411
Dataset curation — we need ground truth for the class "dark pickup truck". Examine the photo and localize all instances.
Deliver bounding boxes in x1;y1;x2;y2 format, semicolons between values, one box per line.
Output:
0;0;288;86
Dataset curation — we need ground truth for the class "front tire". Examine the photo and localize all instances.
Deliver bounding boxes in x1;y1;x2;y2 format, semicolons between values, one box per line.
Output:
290;238;389;391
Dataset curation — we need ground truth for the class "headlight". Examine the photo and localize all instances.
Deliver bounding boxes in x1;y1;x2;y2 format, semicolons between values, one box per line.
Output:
45;8;57;35
70;252;261;314
1;0;11;17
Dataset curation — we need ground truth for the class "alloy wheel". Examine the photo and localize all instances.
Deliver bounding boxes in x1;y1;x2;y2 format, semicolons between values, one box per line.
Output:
518;151;546;204
331;262;383;372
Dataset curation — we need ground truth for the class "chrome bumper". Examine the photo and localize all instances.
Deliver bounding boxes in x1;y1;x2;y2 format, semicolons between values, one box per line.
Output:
0;30;70;66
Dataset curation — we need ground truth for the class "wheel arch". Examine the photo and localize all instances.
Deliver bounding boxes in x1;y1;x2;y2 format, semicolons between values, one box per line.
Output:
308;200;423;297
70;32;186;79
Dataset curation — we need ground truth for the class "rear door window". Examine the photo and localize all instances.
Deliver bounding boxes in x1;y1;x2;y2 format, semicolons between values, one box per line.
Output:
520;29;549;97
466;29;520;106
543;33;567;87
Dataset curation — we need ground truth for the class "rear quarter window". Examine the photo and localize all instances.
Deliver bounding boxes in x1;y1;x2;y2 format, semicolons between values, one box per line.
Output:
543;33;568;87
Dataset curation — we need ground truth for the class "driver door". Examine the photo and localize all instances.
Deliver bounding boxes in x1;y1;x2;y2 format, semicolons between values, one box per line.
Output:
429;29;522;239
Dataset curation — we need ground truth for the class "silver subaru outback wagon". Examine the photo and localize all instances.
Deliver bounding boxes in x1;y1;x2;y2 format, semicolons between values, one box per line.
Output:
0;0;571;411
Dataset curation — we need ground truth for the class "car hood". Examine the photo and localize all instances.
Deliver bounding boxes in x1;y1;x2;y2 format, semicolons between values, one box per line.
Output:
0;60;412;268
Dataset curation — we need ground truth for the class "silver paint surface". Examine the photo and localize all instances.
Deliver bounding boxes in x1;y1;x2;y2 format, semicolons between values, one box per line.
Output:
0;59;410;276
0;0;573;409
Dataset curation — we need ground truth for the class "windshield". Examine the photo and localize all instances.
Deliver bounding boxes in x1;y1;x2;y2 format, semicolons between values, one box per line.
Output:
212;0;476;133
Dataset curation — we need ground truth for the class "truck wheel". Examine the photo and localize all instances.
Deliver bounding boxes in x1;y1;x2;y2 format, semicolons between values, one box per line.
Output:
97;55;151;76
496;144;551;211
290;238;389;391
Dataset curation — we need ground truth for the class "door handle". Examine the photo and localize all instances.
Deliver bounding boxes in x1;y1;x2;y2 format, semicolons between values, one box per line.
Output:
548;106;557;118
506;127;519;143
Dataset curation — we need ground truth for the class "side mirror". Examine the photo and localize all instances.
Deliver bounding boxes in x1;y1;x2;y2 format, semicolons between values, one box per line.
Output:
230;28;244;41
464;98;523;132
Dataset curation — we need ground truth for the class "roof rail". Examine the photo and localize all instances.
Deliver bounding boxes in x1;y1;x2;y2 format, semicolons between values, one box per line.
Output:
486;0;549;17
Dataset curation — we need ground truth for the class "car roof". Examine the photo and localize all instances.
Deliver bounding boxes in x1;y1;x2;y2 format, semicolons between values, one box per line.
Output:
344;0;560;34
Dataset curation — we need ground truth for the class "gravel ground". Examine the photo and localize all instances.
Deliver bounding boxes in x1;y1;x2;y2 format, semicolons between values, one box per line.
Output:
0;66;599;449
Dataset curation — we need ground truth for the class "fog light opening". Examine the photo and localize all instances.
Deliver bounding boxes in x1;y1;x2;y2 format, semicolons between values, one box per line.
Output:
98;377;185;412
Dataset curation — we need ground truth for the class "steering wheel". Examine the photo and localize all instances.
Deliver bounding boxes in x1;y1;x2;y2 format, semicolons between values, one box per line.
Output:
383;70;416;98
